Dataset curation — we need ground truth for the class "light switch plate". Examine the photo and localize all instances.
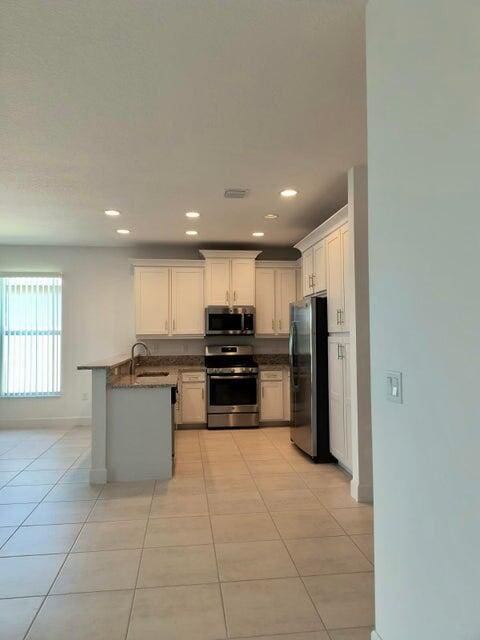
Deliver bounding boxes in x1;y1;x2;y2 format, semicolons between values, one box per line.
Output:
386;370;403;404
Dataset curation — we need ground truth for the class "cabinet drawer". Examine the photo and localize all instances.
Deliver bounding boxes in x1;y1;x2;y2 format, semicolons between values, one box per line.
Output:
260;370;283;381
181;371;206;382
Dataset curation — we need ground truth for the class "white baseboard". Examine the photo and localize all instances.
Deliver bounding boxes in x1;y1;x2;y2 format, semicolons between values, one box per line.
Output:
90;468;107;484
350;479;373;504
371;631;383;640
0;417;91;430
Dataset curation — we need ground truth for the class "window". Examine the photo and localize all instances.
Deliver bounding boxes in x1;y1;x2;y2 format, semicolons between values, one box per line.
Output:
0;275;62;397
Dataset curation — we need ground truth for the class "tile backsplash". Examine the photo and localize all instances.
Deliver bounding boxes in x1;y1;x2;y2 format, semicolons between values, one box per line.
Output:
143;337;288;356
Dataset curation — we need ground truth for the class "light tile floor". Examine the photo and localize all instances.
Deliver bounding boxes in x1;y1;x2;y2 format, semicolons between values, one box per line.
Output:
0;424;374;639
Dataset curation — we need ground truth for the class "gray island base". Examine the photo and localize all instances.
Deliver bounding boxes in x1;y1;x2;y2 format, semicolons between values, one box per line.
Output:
78;356;176;484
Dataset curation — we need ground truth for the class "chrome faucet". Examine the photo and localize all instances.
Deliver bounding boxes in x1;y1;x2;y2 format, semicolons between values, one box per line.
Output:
130;341;150;376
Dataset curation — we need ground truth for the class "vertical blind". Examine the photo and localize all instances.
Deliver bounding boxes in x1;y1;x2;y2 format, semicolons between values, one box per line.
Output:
0;276;62;397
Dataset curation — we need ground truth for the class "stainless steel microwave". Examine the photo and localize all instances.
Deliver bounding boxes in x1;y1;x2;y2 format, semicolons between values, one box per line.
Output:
205;306;255;336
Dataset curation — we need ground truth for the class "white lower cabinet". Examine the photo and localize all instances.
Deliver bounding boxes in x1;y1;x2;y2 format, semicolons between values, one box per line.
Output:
179;372;206;424
260;369;290;422
328;337;352;470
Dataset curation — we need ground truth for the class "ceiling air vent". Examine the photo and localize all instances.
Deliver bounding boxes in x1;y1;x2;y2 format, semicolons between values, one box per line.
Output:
224;188;249;199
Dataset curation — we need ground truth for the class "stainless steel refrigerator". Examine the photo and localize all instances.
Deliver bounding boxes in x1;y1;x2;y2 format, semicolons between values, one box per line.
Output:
289;297;333;461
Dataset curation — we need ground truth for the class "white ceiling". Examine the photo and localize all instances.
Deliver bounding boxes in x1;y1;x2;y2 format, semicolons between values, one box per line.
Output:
0;0;366;248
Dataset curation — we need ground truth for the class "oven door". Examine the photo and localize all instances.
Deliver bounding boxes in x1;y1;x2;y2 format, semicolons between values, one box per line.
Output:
208;375;258;414
205;308;244;335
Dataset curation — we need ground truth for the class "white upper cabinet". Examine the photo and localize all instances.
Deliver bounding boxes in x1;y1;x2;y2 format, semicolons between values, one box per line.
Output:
313;240;326;293
340;223;350;332
295;206;350;332
231;259;255;305
302;247;314;297
201;251;260;307
255;269;276;334
326;222;349;332
302;240;326;297
171;267;204;335
255;266;297;336
276;269;297;334
326;229;343;332
134;264;204;337
204;259;231;306
135;267;170;335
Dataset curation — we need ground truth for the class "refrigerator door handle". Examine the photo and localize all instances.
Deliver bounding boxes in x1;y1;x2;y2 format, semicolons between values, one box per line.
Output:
289;322;299;391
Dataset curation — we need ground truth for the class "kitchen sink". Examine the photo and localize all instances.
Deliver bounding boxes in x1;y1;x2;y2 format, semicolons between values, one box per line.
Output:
136;371;169;378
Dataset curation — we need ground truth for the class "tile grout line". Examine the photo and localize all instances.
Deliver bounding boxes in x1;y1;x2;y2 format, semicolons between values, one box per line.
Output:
123;479;159;639
244;431;330;634
18;425;93;639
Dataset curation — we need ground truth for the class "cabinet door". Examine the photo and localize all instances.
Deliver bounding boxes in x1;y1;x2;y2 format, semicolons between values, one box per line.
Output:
328;339;347;463
260;380;285;421
342;341;352;470
340;223;350;331
171;267;204;335
231;259;255;305
255;269;276;334
135;268;170;335
276;269;296;334
313;240;326;293
326;230;343;332
302;248;314;298
205;260;230;306
181;382;206;423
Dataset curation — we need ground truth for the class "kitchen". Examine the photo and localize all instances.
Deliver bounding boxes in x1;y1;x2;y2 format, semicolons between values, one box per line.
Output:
79;187;367;499
0;3;375;637
0;1;475;638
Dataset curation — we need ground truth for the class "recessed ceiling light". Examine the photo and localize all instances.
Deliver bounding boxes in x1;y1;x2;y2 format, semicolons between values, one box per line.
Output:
264;213;279;220
252;231;264;237
185;211;200;218
185;230;198;236
116;229;130;235
105;209;120;217
280;188;298;198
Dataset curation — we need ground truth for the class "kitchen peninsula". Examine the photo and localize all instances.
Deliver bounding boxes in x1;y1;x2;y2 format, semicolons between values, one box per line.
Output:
78;355;185;484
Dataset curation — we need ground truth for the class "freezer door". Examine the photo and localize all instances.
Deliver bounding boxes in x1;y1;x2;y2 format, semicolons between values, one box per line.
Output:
289;300;315;456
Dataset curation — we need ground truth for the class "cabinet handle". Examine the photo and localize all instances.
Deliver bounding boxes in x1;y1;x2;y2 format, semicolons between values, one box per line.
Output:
226;290;229;305
233;290;237;303
340;309;344;324
336;309;341;325
311;274;315;289
201;387;204;400
337;344;344;359
261;386;264;399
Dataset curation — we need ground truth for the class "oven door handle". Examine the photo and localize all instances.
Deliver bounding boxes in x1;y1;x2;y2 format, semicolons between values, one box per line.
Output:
208;375;257;380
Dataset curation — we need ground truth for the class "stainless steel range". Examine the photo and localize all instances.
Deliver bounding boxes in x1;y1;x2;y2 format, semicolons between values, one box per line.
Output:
205;345;259;429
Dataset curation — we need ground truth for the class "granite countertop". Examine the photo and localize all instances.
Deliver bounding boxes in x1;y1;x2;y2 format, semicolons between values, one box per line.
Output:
108;365;205;389
78;354;131;370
